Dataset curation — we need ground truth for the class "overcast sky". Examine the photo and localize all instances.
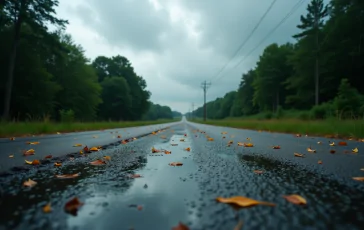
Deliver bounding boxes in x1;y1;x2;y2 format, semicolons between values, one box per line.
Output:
55;0;312;114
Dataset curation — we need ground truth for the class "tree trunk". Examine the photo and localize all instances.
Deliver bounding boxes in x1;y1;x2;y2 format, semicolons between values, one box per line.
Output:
315;18;320;106
2;1;25;120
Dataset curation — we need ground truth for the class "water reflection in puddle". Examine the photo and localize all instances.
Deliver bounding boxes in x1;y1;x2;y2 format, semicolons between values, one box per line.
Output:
67;134;200;230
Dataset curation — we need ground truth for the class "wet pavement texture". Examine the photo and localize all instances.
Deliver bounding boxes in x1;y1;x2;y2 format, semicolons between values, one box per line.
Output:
0;119;364;230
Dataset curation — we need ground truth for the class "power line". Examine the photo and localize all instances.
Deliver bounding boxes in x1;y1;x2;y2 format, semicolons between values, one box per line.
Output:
214;0;306;83
210;0;278;82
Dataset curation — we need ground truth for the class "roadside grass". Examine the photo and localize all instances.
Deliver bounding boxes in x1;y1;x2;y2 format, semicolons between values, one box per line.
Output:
0;119;180;138
190;118;364;139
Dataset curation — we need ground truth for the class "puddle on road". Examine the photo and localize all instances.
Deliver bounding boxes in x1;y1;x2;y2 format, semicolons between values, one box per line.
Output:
66;134;199;230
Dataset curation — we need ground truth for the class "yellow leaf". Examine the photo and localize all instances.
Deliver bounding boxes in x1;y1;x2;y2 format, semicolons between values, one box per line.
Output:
89;147;99;151
294;153;304;157
103;156;111;160
352;147;358;153
353;177;364;181
243;143;254;147
25;160;33;165
283;194;307;205
23;179;37;187
307;147;316;153
216;196;275;208
73;144;82;147
207;138;214;141
329;142;335;146
43;203;52;213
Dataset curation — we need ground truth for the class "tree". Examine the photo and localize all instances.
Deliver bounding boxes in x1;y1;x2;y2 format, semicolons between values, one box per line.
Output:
2;0;67;120
292;0;328;106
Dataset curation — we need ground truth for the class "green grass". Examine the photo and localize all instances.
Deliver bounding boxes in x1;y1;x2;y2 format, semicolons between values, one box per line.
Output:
190;118;364;139
0;119;180;138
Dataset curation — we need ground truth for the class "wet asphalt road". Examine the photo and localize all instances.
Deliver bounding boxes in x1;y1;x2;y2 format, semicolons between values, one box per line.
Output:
0;118;364;230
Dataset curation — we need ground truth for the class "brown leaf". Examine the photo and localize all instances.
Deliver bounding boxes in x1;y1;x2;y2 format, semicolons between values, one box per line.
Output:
294;153;304;157
184;147;191;151
23;149;35;156
55;173;80;179
282;194;307;205
338;141;347;146
272;145;280;149
83;146;89;152
9;137;15;141
307;147;316;153
23;179;37;187
169;162;183;166
43;203;52;213
25;159;40;165
171;143;178;146
180;138;185;142
9;155;14;158
103;156;111;161
64;197;83;216
152;147;160;153
352;177;364;181
330;149;336;154
54;162;62;167
129;174;142;178
318;160;322;164
44;155;52;159
117;135;121;138
164;150;171;154
26;141;40;145
216;196;275;209
89;159;106;165
253;170;264;174
172;222;190;230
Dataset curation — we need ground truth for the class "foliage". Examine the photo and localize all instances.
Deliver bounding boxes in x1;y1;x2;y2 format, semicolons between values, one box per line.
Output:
0;0;177;122
188;0;364;121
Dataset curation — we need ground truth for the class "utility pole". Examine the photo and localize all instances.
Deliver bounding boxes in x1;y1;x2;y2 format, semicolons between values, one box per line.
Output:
191;103;194;120
201;80;211;121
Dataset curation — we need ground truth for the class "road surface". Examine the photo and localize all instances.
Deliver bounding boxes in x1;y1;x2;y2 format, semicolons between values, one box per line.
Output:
0;118;364;230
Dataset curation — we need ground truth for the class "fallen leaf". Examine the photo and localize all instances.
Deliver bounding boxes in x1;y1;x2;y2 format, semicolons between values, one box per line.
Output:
169;162;183;166
237;142;244;146
23;179;37;187
246;137;251;141
318;160;322;164
330;149;336;154
294;153;304;157
317;141;322;144
216;196;275;209
243;143;254;147
253;170;263;174
207;138;214;141
103;156;111;160
338;141;347;146
89;159;106;165
26;141;40;145
352;147;358;153
9;137;15;141
184;134;187;137
73;144;82;147
25;159;40;165
282;194;307;205
228;140;234;144
89;147;99;151
9;155;14;158
221;132;227;134
64;197;83;216
222;136;226;139
295;134;301;137
129;174;142;178
272;145;280;149
172;222;190;230
44;155;52;159
92;135;98;138
184;147;191;151
121;140;127;144
234;220;244;230
152;147;160;153
160;135;166;139
164;150;171;154
171;143;178;146
360;168;364;171
137;205;143;210
83;146;89;152
23;149;35;156
329;142;335;146
307;147;316;153
54;162;62;167
43;203;52;213
353;177;364;181
180;138;185;142
56;132;61;134
117;135;121;138
55;173;80;179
